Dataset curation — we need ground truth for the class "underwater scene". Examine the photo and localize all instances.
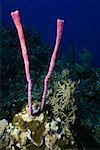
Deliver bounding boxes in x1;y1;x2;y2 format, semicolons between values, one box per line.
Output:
0;1;100;150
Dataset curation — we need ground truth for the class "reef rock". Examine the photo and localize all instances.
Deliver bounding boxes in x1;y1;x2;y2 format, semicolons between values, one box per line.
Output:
0;119;8;138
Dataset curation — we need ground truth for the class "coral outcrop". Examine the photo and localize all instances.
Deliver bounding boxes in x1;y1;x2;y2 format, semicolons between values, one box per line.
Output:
0;74;77;149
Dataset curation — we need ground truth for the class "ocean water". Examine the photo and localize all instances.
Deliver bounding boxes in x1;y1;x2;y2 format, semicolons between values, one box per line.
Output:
1;0;100;66
0;1;100;150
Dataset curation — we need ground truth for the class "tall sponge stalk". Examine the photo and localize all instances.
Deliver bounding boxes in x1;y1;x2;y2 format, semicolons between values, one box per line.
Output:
41;19;64;111
11;10;32;117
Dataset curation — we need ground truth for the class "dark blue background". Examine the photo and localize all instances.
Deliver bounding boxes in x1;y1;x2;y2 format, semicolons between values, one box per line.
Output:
1;0;100;66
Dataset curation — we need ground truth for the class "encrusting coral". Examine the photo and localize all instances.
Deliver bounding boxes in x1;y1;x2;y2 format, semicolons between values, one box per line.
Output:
0;67;78;149
0;97;76;149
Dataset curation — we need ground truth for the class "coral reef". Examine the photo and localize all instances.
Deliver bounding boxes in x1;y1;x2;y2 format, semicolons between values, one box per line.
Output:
0;68;78;149
0;119;8;138
0;98;76;149
1;19;100;149
75;67;100;146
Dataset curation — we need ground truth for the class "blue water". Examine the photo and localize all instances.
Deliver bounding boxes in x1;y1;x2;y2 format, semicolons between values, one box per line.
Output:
1;0;100;66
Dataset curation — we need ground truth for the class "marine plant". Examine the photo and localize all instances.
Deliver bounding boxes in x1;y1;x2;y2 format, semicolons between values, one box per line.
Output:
11;10;64;117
